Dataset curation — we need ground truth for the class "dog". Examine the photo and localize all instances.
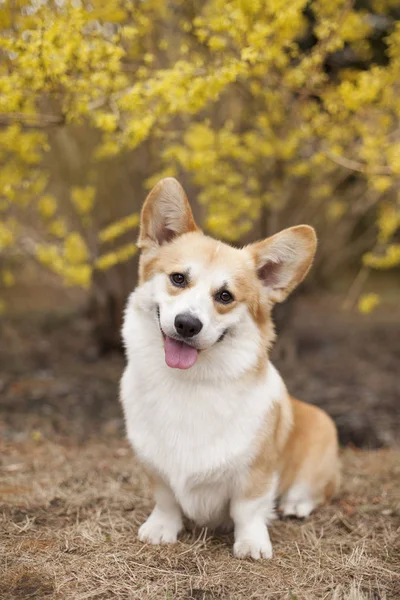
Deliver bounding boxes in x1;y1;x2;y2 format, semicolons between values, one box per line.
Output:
120;178;340;559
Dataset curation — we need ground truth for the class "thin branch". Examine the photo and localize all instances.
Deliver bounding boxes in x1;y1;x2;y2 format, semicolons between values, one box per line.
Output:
342;266;370;311
0;112;65;128
323;150;392;176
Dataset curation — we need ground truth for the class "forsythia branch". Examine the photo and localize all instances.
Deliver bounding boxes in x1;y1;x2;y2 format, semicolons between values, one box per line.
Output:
0;113;65;128
324;151;393;176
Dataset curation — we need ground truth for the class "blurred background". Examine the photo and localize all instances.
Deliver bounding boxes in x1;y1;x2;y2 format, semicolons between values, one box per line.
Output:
0;0;399;449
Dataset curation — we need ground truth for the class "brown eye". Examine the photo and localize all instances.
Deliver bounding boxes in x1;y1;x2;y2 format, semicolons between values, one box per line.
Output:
216;290;234;304
170;273;186;287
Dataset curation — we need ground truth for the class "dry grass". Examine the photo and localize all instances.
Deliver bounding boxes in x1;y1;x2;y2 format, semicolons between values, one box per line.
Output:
1;439;399;600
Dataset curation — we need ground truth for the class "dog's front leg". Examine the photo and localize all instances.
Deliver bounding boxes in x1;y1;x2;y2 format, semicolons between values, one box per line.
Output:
139;479;183;545
230;476;277;560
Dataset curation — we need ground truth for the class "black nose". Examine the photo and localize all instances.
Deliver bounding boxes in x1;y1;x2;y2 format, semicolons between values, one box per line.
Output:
174;313;203;338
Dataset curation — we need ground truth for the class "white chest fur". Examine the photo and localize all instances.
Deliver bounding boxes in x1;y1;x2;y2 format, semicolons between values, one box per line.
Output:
120;295;285;526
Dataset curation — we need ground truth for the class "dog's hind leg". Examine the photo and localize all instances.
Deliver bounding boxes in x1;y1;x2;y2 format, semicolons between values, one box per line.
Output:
278;481;321;518
278;397;340;519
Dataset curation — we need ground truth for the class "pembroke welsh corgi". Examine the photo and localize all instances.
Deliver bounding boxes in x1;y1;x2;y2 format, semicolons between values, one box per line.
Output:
120;178;340;560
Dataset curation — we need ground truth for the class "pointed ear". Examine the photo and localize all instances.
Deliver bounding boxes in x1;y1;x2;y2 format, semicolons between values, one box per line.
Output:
250;225;317;303
138;178;199;250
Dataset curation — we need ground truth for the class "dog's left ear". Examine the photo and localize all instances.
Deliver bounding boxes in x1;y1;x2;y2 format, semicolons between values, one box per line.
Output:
138;178;199;250
250;225;317;303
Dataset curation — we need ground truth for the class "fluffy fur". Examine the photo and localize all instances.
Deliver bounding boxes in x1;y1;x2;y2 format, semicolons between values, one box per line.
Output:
120;178;340;560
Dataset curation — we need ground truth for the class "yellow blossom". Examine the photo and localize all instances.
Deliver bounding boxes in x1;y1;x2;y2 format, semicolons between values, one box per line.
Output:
364;245;400;269
71;186;96;215
99;214;140;243
64;264;92;288
2;269;15;287
358;293;380;314
96;242;137;270
94;113;118;133
327;201;346;221
0;223;14;250
49;219;68;239
38;195;57;219
64;233;89;264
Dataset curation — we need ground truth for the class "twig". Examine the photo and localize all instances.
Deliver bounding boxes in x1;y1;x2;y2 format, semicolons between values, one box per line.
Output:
342;266;370;311
0;112;65;128
324;150;392;176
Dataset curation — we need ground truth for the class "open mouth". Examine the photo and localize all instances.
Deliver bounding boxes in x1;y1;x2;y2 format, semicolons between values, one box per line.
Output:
157;307;199;370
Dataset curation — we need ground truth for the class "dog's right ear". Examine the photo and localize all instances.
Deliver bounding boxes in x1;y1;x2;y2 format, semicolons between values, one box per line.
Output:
138;178;199;250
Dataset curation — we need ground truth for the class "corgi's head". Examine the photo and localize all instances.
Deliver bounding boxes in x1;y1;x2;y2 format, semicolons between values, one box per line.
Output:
131;178;316;378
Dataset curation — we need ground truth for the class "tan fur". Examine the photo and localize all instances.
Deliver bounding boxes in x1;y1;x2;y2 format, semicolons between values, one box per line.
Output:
166;280;193;296
138;178;199;250
278;398;340;501
244;401;281;499
140;255;158;284
213;299;238;315
138;178;199;284
251;351;270;380
140;230;263;305
244;392;340;506
250;226;317;304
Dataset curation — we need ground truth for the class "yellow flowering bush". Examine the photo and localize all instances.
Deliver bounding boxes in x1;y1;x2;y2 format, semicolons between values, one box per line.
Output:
0;0;399;321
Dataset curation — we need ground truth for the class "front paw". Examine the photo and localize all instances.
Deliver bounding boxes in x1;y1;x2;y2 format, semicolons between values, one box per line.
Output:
138;516;180;545
233;535;273;560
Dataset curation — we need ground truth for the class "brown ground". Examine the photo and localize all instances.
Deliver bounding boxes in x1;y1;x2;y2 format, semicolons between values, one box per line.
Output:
1;291;399;599
0;440;399;600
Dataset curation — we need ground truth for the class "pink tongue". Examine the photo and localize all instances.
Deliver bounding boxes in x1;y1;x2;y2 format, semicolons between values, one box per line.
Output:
164;336;198;369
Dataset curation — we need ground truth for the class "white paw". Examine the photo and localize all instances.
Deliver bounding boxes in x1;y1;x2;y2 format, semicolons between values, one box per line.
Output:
279;499;315;518
138;516;180;545
233;535;273;560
